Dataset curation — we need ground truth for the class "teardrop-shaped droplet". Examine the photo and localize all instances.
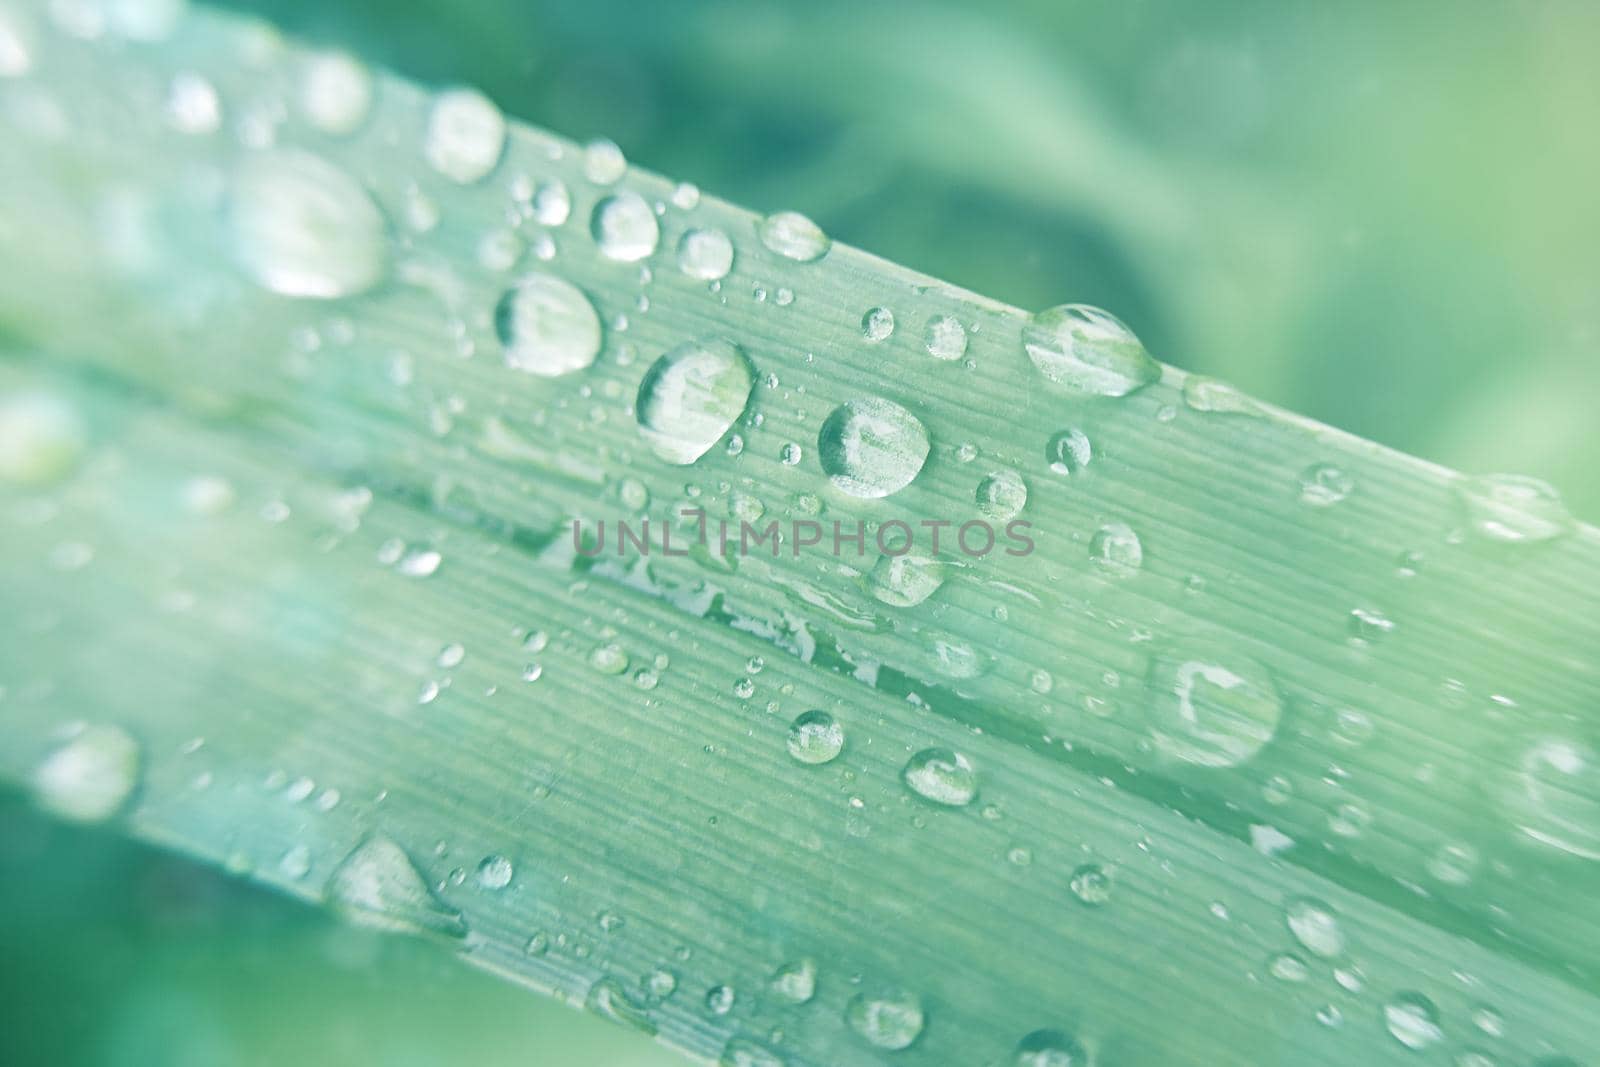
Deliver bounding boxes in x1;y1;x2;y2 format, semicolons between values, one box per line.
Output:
759;210;830;262
32;724;140;822
902;747;977;807
1023;304;1158;396
845;990;924;1050
636;338;755;463
327;834;467;937
787;710;844;765
1148;645;1282;767
1458;474;1573;544
230;150;386;299
495;272;602;377
592;192;660;262
424;87;505;183
818;397;929;498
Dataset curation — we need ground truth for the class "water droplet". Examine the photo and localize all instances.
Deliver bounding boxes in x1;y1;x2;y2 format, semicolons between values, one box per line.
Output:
1299;463;1353;507
1330;708;1375;748
902;748;977;807
818;397;929;498
770;958;817;1003
423;88;505;183
758;211;830;262
590;643;629;675
1090;523;1143;577
865;554;945;607
636;338;755;464
327;835;466;937
845;990;924;1050
1023;304;1158;396
529;179;571;226
1181;374;1261;415
787;710;844;765
1012;1029;1088;1066
591;193;660;262
861;306;895;342
1045;429;1092;476
1068;863;1112;906
1148;647;1282;767
645;967;678;997
1458;474;1573;543
1269;954;1309;982
719;1037;785;1067
476;854;513;889
1348;607;1394;642
166;71;221;134
230;150;386;299
1285;898;1345;958
1509;738;1600;860
1428;843;1480;885
976;469;1027;521
671;182;700;210
0;390;85;487
495;272;602;377
677;228;734;281
397;547;442;577
587;977;656;1034
300;52;371;136
924;315;967;361
1384;992;1443;1050
705;984;736;1015
32;724;140;822
583;138;627;185
0;7;35;77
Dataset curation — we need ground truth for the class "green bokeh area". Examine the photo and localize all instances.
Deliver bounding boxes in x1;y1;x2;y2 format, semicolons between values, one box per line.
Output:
7;1;1600;1064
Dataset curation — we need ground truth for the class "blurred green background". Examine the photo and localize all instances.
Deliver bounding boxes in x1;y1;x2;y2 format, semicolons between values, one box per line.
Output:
6;0;1599;1063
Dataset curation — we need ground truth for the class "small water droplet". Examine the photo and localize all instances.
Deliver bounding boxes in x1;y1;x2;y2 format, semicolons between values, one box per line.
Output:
424;88;505;183
1510;738;1600;860
1299;463;1353;507
865;554;945;607
787;710;844;765
1384;992;1443;1050
588;976;656;1034
0;390;85;487
590;643;629;675
1068;863;1112;906
719;1037;785;1067
818;397;929;498
32;724;140;822
1148;647;1282;767
1269;954;1309;982
1023;305;1158;396
230;150;385;299
1348;607;1394;642
592;193;660;262
976;469;1027;521
1285;898;1345;958
636;338;756;464
476;854;513;889
770;958;817;1003
705;984;736;1015
583;138;627;185
677;228;734;281
1182;375;1261;415
327;835;466;937
902;748;978;807
529;179;571;226
1090;523;1143;577
1012;1028;1088;1066
495;272;602;377
166;71;221;134
861;306;895;342
1045;429;1092;476
758;211;830;262
845;990;924;1050
300;52;371;136
397;547;442;577
924;315;967;360
1458;474;1573;543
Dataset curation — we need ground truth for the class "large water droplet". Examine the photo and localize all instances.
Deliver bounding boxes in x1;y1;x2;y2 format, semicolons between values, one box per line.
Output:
636;338;755;463
1023;304;1158;396
495;272;602;376
817;397;929;498
590;192;660;262
1509;738;1600;860
845;990;924;1050
1148;647;1282;767
787;710;844;765
424;88;506;184
1285;897;1345;958
1012;1029;1089;1066
327;835;467;937
1384;992;1443;1050
230;150;386;298
902;748;977;807
677;228;734;281
865;554;946;607
300;52;372;136
976;469;1027;521
0;390;85;487
758;211;830;262
1458;474;1573;543
32;724;140;822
